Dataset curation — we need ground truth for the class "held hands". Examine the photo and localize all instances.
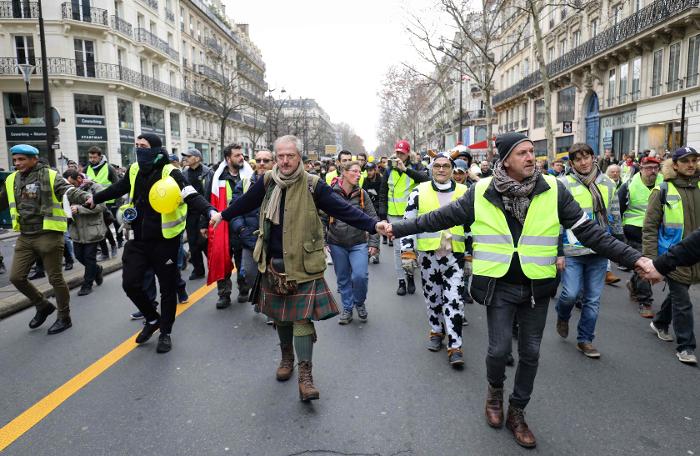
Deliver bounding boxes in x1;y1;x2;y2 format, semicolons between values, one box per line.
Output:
375;221;394;240
368;247;379;257
635;256;664;284
556;256;566;272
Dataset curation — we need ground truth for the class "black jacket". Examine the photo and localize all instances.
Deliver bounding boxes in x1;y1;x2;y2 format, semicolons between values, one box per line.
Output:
392;174;641;305
655;227;700;275
362;174;384;217
93;154;213;242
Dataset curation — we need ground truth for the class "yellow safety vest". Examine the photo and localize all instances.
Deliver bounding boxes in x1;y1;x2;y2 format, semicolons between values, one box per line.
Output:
471;175;559;279
5;168;67;232
325;170;338;185
655;180;700;255
623;173;663;227
87;163;115;204
560;174;615;250
124;164;187;239
415;181;467;253
387;169;416;216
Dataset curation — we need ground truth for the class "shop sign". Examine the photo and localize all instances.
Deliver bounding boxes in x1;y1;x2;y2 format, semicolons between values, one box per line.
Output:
676;98;700;116
5;126;46;140
76;116;105;127
120;129;135;142
76;127;107;142
601;111;636;129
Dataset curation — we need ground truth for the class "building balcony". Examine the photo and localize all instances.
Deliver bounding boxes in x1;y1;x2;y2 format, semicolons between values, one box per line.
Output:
239;88;265;107
237;63;266;89
0;56;183;102
60;2;108;27
142;0;158;11
493;0;700;106
136;27;179;61
197;64;224;84
0;1;38;19
110;15;132;38
205;37;223;54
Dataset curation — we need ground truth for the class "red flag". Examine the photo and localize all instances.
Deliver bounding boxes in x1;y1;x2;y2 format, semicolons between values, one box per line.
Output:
207;184;233;285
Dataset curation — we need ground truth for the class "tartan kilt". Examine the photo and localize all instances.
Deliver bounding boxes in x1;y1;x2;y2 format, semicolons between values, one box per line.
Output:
254;272;339;322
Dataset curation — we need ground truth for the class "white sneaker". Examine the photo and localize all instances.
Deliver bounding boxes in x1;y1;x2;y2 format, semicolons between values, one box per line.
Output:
676;350;697;364
650;321;673;342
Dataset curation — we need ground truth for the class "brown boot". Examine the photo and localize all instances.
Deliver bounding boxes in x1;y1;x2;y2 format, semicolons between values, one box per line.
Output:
605;271;621;285
298;361;319;401
485;385;504;428
276;343;295;381
506;405;536;448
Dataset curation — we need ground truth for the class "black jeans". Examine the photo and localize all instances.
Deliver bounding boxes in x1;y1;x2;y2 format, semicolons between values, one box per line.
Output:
122;237;180;334
653;277;696;352
186;216;207;274
486;281;550;409
627;238;653;305
74;242;98;287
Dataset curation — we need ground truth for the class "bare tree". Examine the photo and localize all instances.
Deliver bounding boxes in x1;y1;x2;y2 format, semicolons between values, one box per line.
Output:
191;62;245;154
241;101;267;151
336;122;367;155
404;0;527;158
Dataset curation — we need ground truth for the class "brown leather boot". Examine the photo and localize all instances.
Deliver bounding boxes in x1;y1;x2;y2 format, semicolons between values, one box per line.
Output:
298;361;319;401
276;343;295;381
506;405;536;448
485;385;504;428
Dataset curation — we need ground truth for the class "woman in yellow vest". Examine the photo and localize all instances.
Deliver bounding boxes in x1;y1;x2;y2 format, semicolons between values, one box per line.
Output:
380;132;648;449
401;152;468;367
88;133;217;354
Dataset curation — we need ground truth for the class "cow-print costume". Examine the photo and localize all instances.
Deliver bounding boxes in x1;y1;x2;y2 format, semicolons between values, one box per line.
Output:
402;182;466;350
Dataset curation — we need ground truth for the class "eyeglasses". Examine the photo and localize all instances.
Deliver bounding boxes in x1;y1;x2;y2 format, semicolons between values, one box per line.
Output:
256;158;272;163
432;164;453;170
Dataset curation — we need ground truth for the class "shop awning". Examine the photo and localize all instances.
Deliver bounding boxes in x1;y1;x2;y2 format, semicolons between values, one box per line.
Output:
468;140;489;149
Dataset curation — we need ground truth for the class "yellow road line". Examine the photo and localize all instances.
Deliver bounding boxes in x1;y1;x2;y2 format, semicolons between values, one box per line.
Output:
0;280;218;452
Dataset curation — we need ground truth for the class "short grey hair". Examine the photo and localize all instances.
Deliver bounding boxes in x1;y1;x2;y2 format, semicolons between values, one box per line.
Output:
273;135;302;155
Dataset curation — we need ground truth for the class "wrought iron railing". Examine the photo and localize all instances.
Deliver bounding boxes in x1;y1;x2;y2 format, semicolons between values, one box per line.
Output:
142;0;158;11
688;73;699;87
0;0;37;18
61;2;108;25
165;8;174;22
239;88;265;107
667;78;684;92
205;36;222;54
136;28;179;60
197;64;224;84
237;62;266;88
110;15;132;37
493;0;699;105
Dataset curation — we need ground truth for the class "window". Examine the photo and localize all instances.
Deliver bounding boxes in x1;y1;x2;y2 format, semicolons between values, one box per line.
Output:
572;30;581;48
590;18;599;38
12;0;35;18
547;46;555;63
557;87;575;123
151;63;159;80
170;112;180;138
632;57;641;100
652;49;663;96
140;104;165;136
3;91;44;121
149;20;156;35
521;102;528;127
559;38;567;57
74;94;103;116
74;38;95;77
117;99;133;130
668;42;681;91
619;62;628;103
535;99;545;128
189;15;194;35
179;7;184;31
607;69;616;106
70;0;92;22
14;35;36;68
688;35;700;87
612;3;623;25
523;58;530;77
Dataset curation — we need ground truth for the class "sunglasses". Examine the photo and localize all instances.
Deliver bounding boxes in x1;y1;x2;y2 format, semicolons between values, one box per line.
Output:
256;158;272;163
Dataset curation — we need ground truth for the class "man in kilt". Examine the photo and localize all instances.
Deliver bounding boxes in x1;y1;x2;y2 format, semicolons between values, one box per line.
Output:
211;135;380;401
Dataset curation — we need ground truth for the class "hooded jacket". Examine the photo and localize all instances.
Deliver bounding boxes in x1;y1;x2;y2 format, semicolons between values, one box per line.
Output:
642;159;700;284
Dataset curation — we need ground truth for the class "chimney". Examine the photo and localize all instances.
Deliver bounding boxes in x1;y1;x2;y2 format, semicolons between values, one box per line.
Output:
237;23;249;37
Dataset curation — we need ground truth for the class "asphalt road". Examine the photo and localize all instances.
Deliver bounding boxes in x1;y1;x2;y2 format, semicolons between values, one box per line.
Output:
0;246;698;456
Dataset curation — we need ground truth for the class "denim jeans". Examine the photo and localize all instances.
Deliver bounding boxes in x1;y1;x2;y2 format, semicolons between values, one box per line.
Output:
653;277;696;353
329;243;369;311
486;281;550;409
556;254;608;343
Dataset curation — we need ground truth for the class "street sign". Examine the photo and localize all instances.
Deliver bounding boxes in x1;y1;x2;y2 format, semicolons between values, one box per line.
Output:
562;121;573;134
51;107;61;127
325;145;337;155
51;143;60;150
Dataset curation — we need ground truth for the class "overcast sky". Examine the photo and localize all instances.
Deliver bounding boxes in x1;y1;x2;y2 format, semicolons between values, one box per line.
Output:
224;0;425;152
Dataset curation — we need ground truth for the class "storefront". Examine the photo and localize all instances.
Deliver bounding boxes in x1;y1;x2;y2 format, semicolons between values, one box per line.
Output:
74;94;108;165
139;104;166;147
188;141;210;163
600;110;636;159
637;97;697;154
118;99;135;166
555;135;574;155
3;91;48;166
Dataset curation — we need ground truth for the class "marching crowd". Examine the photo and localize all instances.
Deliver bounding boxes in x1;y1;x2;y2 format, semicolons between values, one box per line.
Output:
2;130;698;449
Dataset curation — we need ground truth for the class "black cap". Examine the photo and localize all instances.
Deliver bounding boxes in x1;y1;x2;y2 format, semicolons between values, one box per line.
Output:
365;162;377;169
137;133;162;148
495;132;532;161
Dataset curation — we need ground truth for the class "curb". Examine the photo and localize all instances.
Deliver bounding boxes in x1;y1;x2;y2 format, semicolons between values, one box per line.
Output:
0;258;123;320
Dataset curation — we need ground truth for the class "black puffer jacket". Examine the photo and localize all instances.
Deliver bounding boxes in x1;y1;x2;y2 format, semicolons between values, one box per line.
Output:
325;182;379;249
392;174;641;305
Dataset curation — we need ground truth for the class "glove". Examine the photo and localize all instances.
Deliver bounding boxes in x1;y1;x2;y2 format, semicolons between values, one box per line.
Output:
401;251;417;273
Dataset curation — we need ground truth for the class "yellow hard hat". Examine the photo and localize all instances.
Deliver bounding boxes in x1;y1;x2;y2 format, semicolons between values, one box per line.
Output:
149;176;181;214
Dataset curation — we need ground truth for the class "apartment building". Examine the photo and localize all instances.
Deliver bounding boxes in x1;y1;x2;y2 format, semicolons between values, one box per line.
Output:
493;0;700;158
274;98;335;157
0;0;268;168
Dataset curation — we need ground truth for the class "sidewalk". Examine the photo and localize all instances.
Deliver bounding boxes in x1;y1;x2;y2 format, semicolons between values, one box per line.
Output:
0;250;123;320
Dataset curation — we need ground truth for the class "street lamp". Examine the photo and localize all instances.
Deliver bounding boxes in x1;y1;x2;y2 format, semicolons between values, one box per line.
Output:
17;63;35;120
